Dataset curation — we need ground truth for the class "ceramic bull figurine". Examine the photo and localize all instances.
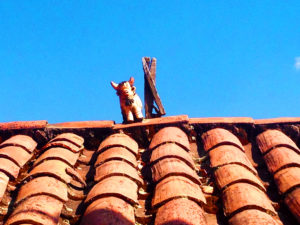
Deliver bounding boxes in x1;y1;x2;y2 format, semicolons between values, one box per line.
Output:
110;77;144;123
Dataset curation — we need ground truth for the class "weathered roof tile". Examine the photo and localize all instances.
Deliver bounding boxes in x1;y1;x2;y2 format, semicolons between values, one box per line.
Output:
222;183;277;217
0;120;47;130
6;195;63;225
49;120;114;129
0;146;32;167
190;117;254;124
202;128;244;152
34;147;80;167
27;160;72;184
209;145;257;175
0;157;19;179
85;176;138;206
151;158;200;185
150;143;195;169
284;187;300;223
263;147;300;174
81;197;135;225
0;134;37;153
94;160;142;186
16;176;68;204
149;126;190;151
152;176;206;209
98;133;139;156
274;167;300;195
256;129;299;154
95;147;137;168
42;140;82;153
113;115;189;130
155;198;207;225
50;133;84;147
2;118;300;225
228;209;282;225
214;164;265;192
0;172;9;202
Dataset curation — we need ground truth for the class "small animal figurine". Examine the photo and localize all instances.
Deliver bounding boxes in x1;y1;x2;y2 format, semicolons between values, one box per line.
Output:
110;77;144;123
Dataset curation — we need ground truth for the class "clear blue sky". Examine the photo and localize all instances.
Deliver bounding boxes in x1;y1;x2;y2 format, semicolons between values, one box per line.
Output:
0;1;299;123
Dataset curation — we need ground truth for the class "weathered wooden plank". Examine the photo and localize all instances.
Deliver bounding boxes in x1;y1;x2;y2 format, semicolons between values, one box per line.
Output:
142;57;166;116
144;57;153;118
145;57;156;119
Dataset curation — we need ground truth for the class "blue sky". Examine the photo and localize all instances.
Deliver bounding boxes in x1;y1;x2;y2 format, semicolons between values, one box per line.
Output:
0;1;299;123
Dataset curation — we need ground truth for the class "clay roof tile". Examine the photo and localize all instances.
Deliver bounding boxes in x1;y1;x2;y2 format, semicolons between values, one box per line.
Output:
263;146;300;174
81;197;135;225
222;183;277;217
152;176;206;209
274;167;300;195
151;158;200;185
98;133;139;156
228;209;282;225
149;127;190;151
0;135;37;153
155;198;207;225
150;143;195;169
85;176;138;207
95;147;137;168
16;176;68;204
6;195;63;225
256;129;299;154
33;147;80;167
202;128;244;152
214;164;266;192
0;157;20;179
209;145;257;175
94;160;142;186
0;146;32;167
50;133;84;147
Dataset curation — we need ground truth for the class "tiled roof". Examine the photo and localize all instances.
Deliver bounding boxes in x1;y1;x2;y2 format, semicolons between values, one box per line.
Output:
0;116;299;224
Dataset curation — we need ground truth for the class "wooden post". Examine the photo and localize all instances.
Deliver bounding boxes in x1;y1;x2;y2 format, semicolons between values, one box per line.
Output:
142;57;166;118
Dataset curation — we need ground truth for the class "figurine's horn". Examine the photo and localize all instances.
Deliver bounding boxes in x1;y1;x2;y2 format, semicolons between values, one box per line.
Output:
129;77;135;86
110;81;119;90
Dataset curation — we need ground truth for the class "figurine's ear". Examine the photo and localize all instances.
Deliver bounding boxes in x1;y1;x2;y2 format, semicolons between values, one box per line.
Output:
110;81;119;90
128;77;134;86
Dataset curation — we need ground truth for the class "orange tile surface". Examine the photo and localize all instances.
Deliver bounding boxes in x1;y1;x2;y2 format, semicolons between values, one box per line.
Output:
155;198;207;225
202;128;244;152
98;133;139;156
1;118;300;225
149;126;190;151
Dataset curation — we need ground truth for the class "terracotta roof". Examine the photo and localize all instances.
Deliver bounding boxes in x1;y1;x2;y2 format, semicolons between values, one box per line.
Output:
0;116;299;224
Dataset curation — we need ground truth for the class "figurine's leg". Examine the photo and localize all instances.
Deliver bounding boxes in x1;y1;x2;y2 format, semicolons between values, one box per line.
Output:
121;110;127;124
126;111;134;123
132;106;143;122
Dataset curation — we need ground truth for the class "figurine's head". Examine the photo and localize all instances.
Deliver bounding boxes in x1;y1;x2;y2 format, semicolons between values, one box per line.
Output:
110;77;136;98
